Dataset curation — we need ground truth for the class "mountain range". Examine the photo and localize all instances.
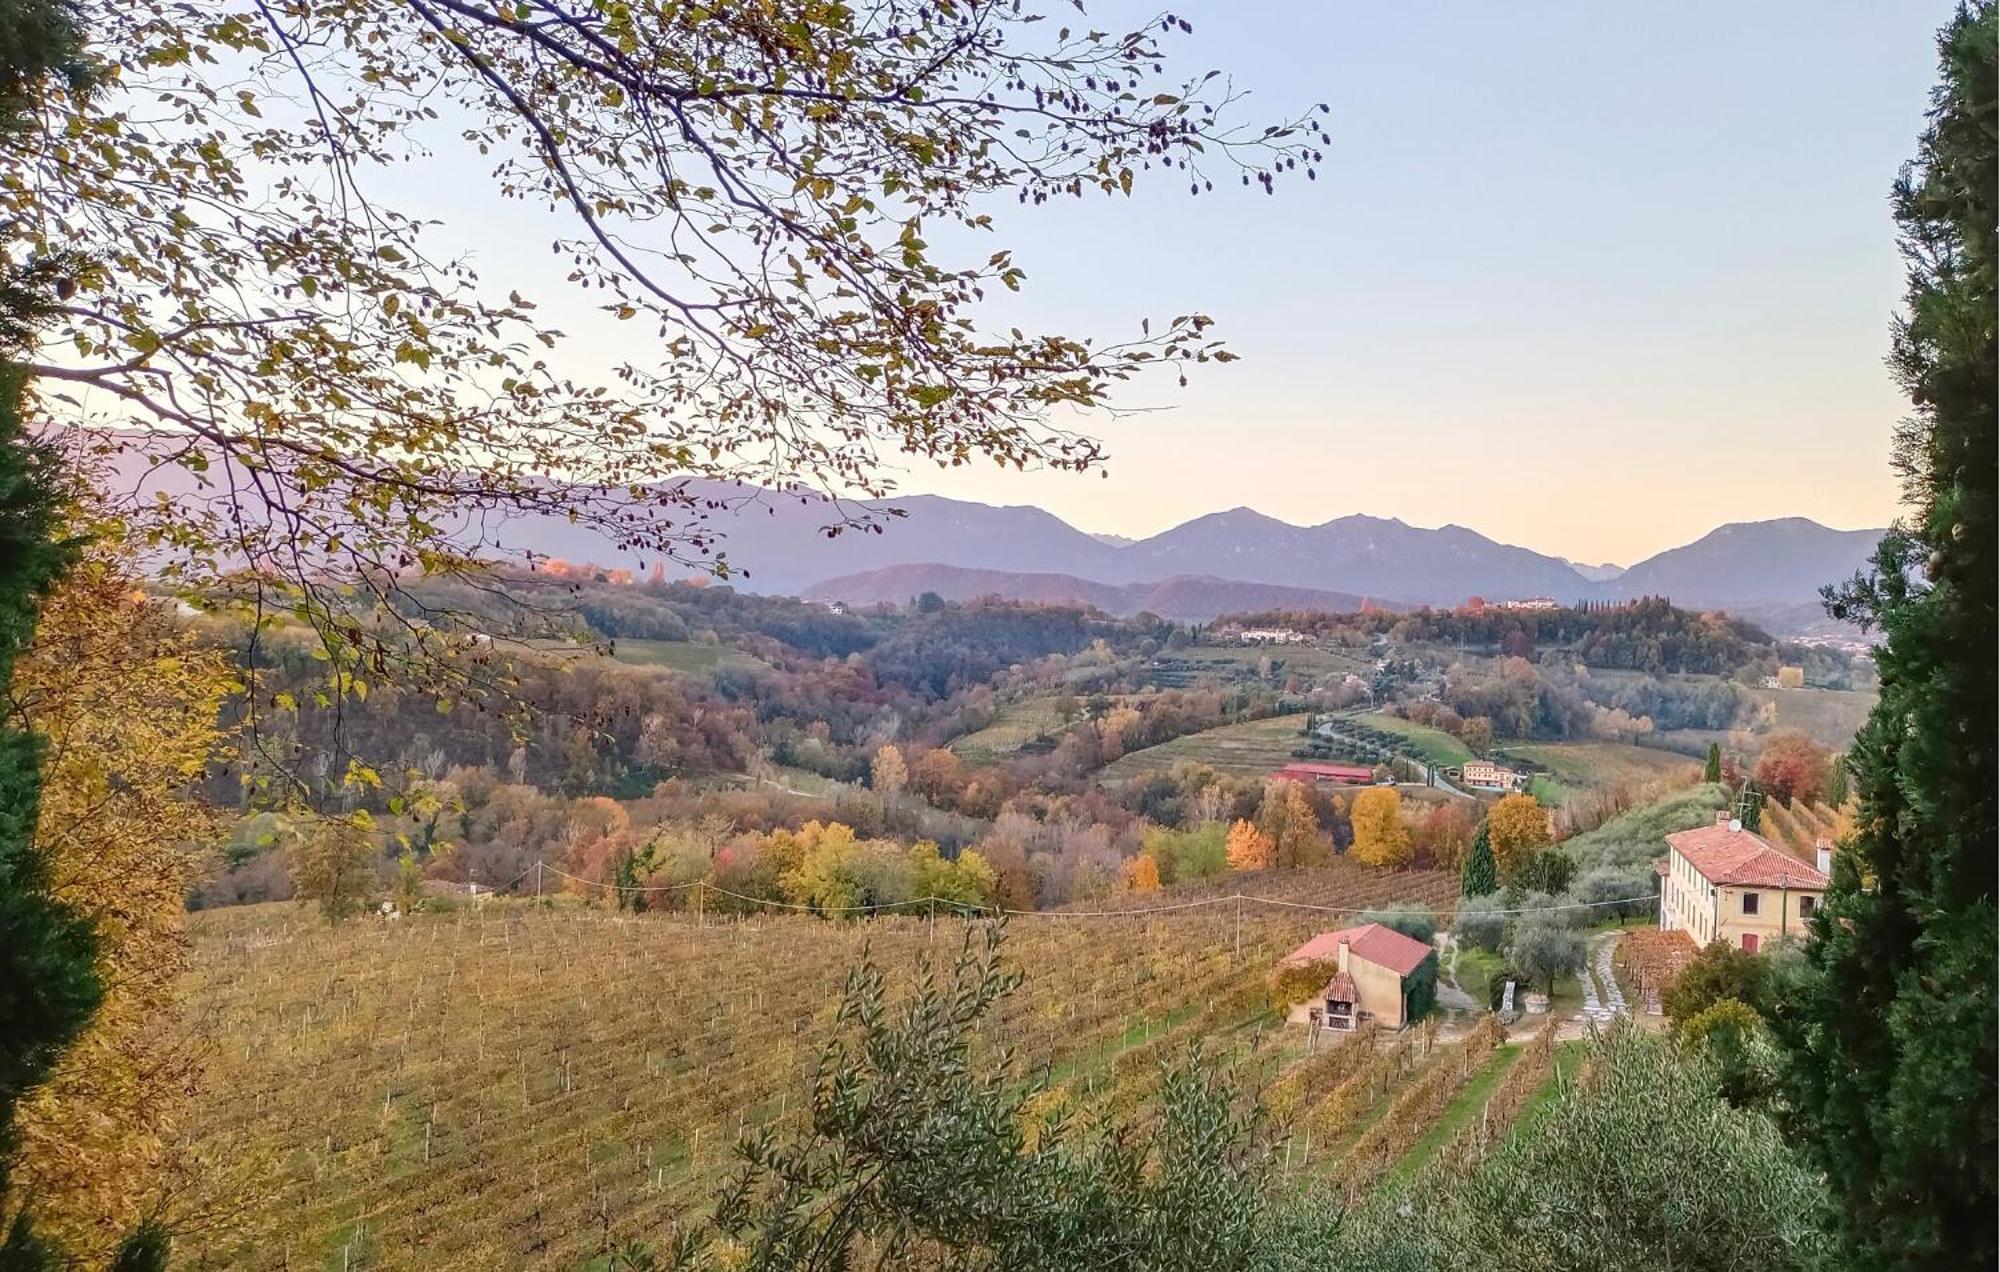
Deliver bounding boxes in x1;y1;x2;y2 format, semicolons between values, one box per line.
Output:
85;445;1884;635
496;483;1882;635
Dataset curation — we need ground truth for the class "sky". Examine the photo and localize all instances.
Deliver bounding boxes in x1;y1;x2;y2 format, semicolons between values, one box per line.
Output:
392;1;1954;568
870;1;1952;564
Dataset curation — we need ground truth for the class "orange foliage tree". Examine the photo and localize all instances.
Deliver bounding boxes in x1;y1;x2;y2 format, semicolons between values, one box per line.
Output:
1122;854;1162;893
1753;731;1831;807
1225;819;1275;871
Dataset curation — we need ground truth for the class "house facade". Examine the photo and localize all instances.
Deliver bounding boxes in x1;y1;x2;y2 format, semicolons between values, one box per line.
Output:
1460;759;1523;791
1280;923;1435;1031
1656;814;1829;952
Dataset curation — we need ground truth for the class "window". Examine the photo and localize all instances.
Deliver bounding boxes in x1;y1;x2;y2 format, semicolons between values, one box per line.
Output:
1799;895;1817;918
1741;892;1760;916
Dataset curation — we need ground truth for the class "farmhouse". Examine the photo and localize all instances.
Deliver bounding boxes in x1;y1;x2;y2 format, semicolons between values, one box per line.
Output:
1655;813;1829;952
1280;923;1435;1031
1460;759;1523;791
1271;761;1376;787
1499;596;1560;610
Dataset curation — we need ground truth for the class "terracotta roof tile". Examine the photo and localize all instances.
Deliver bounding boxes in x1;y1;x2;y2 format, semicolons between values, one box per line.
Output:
1282;923;1435;977
1665;823;1828;889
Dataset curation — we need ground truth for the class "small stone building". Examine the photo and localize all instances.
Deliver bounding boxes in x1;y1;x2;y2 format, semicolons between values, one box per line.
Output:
1280;923;1436;1031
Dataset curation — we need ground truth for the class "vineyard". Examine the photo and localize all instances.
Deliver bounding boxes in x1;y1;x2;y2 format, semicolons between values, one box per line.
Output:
1097;713;1315;782
1759;797;1851;861
169;860;1481;1269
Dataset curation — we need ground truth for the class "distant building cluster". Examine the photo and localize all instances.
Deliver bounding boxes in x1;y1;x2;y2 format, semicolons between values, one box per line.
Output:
1229;626;1311;645
1497;596;1560;611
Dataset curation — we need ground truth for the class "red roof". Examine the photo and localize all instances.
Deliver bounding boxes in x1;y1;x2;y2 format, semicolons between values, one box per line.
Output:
1273;761;1375;782
1323;971;1359;1002
1665;823;1829;889
1282;923;1434;977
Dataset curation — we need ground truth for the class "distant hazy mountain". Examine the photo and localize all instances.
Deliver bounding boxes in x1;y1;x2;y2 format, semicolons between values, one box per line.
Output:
1088;532;1137;547
1564;559;1627;583
801;564;1396;622
1105;508;1595;605
86;444;1883;633
1606;518;1884;608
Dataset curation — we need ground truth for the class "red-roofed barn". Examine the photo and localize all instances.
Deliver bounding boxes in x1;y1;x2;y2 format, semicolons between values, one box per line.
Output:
1279;922;1436;1031
1657;812;1829;952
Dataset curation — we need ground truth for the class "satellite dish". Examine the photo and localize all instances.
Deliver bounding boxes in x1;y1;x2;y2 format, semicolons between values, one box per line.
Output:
1728;818;1743;833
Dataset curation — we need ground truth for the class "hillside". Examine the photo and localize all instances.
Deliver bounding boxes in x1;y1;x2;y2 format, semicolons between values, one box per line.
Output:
172;865;1462;1268
802;563;1392;620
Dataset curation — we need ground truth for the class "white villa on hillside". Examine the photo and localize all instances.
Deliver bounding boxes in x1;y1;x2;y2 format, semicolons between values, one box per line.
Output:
1656;814;1829;952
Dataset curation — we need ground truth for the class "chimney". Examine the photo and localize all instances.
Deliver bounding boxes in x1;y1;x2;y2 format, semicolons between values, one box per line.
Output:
1336;936;1351;975
1815;836;1833;876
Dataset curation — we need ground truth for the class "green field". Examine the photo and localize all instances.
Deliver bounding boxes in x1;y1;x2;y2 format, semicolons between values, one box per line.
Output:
949;696;1074;761
1362;713;1476;767
1098;712;1315;781
609;638;770;678
1161;644;1375;679
1502;741;1701;792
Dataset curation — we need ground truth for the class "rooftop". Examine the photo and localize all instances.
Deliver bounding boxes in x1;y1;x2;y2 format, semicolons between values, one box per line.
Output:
1666;822;1829;889
1282;923;1435;978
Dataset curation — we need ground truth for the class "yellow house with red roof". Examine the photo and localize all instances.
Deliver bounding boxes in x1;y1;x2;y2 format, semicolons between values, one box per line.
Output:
1656;813;1829;952
1279;923;1436;1030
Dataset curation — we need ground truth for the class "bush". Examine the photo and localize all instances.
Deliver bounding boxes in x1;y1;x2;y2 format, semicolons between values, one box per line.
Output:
1267;959;1337;1014
1430;1026;1836;1270
1663;940;1766;1030
1453;892;1511;953
1569;866;1656;922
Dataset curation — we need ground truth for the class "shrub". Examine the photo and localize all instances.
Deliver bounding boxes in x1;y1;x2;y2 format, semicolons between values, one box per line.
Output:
1570;865;1656;921
1453;892;1510;953
1663;941;1766;1030
1266;959;1337;1014
1432;1026;1836;1270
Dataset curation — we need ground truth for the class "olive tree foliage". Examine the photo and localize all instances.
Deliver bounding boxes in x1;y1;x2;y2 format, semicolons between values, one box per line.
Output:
641;922;1337;1271
1352;1026;1836;1272
10;1;1324;729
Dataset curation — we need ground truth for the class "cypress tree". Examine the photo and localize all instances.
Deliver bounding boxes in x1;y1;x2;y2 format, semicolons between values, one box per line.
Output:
1702;741;1721;783
0;2;103;1262
1772;6;1997;1266
1460;822;1496;897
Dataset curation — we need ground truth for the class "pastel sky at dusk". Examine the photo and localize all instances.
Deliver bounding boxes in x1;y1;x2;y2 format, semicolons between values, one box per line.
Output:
393;1;1955;568
871;2;1951;565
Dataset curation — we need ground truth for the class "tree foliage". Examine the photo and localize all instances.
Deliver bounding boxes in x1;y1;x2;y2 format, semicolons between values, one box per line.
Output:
1400;1027;1835;1271
1346;786;1409;868
14;0;1322;726
1775;9;1998;1263
658;924;1300;1271
1485;793;1549;882
1665;940;1766;1033
4;536;232;1253
1224;818;1273;872
1458;822;1496;897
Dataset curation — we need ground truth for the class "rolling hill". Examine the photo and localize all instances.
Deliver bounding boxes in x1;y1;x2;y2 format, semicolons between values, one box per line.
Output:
801;563;1397;620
